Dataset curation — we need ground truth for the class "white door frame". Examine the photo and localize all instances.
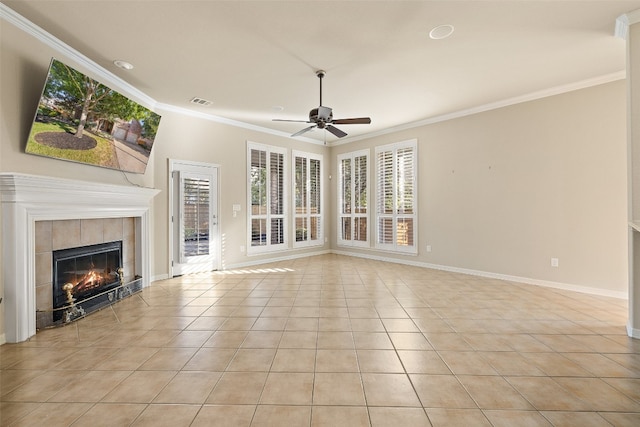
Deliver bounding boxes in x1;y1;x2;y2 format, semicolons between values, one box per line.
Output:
168;158;221;277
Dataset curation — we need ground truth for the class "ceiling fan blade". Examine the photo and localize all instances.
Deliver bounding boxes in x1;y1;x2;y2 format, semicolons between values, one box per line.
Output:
273;119;312;123
331;117;371;125
326;125;347;138
291;125;317;137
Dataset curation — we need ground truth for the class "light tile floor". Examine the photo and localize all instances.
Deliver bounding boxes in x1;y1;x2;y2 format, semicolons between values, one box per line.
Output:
1;254;640;426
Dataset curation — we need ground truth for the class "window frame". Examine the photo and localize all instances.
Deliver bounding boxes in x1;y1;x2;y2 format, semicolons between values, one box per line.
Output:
337;149;370;247
374;139;418;254
247;141;288;254
292;150;323;248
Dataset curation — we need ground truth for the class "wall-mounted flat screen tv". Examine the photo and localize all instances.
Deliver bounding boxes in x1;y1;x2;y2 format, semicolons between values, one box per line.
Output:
25;58;161;174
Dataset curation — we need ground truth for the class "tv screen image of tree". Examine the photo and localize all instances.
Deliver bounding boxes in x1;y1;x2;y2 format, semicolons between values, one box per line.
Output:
25;58;161;174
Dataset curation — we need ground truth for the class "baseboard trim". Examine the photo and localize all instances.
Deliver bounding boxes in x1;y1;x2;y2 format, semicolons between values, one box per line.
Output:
223;250;331;271
331;250;628;300
149;249;626;300
151;274;170;283
627;324;640;339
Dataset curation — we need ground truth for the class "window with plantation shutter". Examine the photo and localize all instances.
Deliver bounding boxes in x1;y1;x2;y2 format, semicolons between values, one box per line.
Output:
181;174;211;259
247;142;287;253
375;139;417;254
337;149;369;247
293;150;323;247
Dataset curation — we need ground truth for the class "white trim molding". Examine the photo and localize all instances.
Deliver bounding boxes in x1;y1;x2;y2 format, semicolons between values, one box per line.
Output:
615;9;640;40
0;3;156;109
0;4;323;145
333;72;626;147
2;2;628;149
0;173;160;342
224;249;330;271
156;103;323;145
331;249;628;300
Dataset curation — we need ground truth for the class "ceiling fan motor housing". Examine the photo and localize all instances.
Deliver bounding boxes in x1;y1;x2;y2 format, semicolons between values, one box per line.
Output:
309;107;333;128
309;107;333;129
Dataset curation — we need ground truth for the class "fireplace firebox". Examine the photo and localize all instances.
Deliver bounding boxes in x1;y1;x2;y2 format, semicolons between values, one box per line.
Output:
52;241;124;322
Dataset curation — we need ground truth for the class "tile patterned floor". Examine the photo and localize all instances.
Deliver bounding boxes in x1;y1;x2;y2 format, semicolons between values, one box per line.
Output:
1;254;639;426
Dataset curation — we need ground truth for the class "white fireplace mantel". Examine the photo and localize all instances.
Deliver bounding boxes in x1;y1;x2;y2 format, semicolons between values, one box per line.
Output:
1;173;160;343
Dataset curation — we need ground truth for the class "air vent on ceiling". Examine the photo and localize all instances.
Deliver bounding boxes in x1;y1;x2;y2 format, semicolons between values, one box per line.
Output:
190;97;213;106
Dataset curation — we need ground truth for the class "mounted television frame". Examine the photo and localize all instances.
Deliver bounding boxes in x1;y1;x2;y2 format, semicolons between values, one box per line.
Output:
25;58;161;174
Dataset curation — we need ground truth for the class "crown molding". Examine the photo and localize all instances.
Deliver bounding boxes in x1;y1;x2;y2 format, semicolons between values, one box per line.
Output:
0;2;631;149
332;71;626;147
0;2;155;109
0;3;326;145
615;9;640;40
155;103;324;146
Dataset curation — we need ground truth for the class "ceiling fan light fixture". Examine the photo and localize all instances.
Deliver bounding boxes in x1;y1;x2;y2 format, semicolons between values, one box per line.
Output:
429;24;454;40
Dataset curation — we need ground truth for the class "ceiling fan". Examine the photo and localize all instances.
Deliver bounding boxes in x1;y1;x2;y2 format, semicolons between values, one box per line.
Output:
273;70;371;138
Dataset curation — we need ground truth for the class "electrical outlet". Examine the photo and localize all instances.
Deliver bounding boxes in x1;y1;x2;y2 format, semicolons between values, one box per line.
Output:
240;245;245;253
426;245;432;252
551;258;559;267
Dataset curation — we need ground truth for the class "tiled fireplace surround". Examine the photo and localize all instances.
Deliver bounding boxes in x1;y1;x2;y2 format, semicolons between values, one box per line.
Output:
1;173;159;343
35;217;136;329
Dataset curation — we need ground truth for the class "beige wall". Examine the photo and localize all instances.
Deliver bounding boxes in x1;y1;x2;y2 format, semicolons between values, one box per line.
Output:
0;11;630;340
331;81;628;295
0;21;154;187
0;19;155;339
150;110;330;279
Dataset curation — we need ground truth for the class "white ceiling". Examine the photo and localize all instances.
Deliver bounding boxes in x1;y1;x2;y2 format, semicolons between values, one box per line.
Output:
4;0;640;144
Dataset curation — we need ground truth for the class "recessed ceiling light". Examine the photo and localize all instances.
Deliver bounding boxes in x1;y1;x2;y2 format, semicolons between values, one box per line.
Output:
429;24;454;40
271;106;284;112
113;60;134;70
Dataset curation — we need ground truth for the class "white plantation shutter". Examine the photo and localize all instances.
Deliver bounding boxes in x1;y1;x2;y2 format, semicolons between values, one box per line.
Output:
270;151;285;245
375;140;417;253
340;156;352;243
293;150;323;247
179;172;211;261
338;150;369;247
248;142;287;253
310;157;321;242
250;148;267;247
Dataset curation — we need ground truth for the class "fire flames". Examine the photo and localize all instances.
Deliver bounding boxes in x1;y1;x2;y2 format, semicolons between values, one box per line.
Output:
73;269;112;294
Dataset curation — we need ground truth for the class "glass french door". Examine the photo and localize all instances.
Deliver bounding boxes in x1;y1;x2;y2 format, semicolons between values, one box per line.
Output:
170;161;219;276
